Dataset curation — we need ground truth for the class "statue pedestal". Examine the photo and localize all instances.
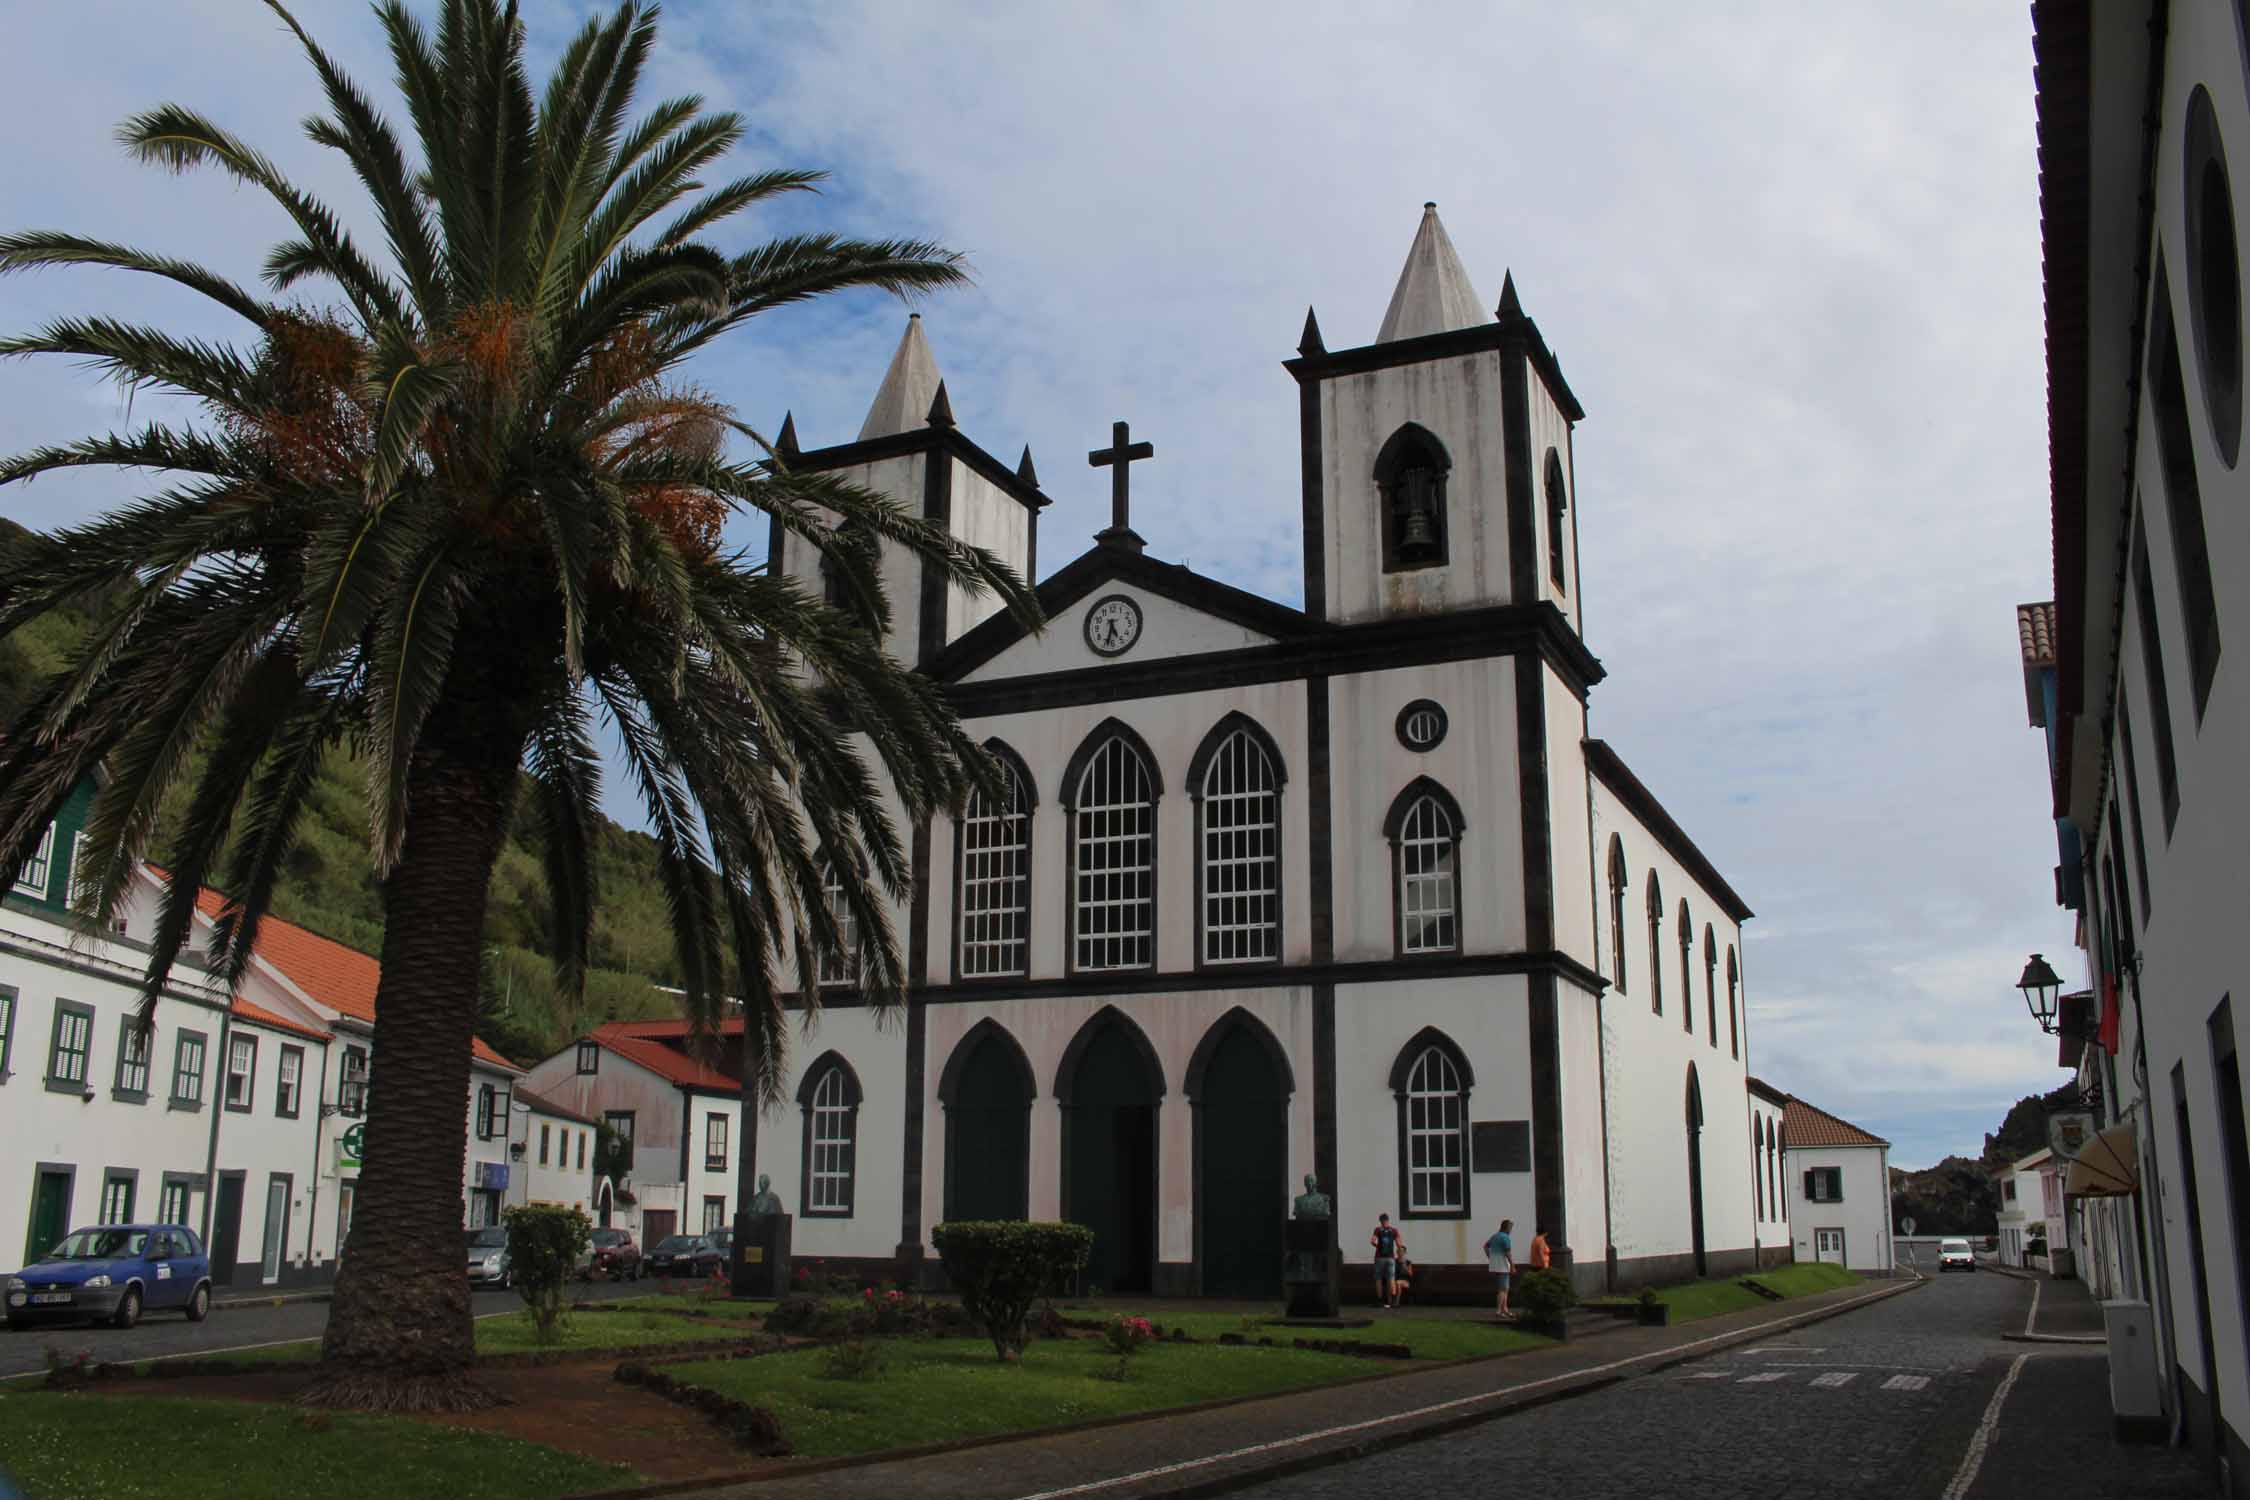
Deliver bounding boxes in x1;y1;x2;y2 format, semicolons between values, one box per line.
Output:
730;1212;792;1298
1282;1218;1339;1318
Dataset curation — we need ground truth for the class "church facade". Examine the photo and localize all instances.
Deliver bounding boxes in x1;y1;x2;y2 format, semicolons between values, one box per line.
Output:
712;206;1756;1298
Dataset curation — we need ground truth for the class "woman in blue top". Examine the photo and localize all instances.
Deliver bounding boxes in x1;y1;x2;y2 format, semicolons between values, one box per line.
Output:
1484;1217;1515;1321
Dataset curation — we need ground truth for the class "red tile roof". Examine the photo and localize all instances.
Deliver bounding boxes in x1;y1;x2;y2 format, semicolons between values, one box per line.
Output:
230;997;331;1044
591;1023;740;1093
1782;1096;1890;1150
2017;601;2057;666
514;1084;598;1127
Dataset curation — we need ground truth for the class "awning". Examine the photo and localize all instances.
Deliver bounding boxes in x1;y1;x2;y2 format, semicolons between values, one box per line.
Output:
2064;1122;2138;1197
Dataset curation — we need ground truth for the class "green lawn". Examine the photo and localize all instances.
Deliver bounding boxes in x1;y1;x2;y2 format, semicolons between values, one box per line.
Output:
1609;1262;1861;1323
0;1393;630;1499
166;1302;763;1366
667;1335;1444;1458
1057;1304;1546;1362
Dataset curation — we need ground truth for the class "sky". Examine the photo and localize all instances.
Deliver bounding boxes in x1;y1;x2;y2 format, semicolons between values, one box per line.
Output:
0;1;2077;1168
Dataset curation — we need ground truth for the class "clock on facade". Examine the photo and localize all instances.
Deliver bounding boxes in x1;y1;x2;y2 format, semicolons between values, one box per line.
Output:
1084;594;1144;657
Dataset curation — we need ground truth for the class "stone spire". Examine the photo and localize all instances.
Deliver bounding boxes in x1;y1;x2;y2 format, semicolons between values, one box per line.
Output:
1374;203;1485;344
857;313;945;440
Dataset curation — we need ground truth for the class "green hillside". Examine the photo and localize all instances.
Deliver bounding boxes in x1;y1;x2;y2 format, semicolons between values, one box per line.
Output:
0;520;683;1065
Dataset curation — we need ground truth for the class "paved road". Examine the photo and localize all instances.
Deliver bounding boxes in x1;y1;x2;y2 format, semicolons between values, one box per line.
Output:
1235;1269;2209;1500
0;1275;651;1378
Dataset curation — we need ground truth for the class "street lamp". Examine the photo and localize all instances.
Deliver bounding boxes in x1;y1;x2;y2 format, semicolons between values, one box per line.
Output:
2017;953;2064;1034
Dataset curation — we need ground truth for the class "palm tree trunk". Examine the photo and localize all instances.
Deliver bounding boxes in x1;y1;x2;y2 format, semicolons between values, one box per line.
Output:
303;720;523;1412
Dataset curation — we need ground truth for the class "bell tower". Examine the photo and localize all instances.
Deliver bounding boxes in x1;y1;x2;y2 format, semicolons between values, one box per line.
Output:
1285;204;1586;635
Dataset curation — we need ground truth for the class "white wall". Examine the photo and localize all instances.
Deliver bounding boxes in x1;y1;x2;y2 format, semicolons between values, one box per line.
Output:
749;1006;909;1261
1783;1144;1891;1273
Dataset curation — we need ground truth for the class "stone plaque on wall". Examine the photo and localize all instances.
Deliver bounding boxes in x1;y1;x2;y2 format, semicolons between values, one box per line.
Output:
1472;1120;1530;1173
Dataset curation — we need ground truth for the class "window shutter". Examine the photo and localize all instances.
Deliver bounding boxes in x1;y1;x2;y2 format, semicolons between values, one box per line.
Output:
1803;1169;1817;1199
1827;1169;1843;1201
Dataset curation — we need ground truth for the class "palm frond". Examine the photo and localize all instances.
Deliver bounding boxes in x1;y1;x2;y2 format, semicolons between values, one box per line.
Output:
0;232;274;326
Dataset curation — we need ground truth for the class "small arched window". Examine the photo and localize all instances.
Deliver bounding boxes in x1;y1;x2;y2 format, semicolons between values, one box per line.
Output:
1703;925;1719;1047
1726;945;1740;1059
1067;724;1160;972
1544;448;1569;590
1677;900;1693;1034
1606;836;1628;993
1386;779;1464;956
1390;1029;1474;1217
818;860;859;987
958;744;1034;980
1753;1116;1766;1220
1645;872;1664;1016
1375;423;1451;573
1193;717;1285;965
797;1053;863;1218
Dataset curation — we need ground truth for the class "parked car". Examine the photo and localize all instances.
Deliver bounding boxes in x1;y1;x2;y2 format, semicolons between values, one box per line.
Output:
466;1226;512;1289
6;1224;213;1331
644;1233;706;1278
586;1228;641;1281
689;1227;735;1280
1938;1237;1976;1272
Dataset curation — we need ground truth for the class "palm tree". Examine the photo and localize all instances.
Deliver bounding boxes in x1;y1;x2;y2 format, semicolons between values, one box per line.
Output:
0;0;1033;1410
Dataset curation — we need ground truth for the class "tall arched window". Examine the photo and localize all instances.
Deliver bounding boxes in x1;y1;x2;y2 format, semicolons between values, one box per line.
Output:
1374;423;1451;572
1726;946;1740;1059
1753;1116;1765;1220
818;861;859;987
1385;779;1464;956
1677;900;1693;1034
1390;1029;1473;1217
1191;716;1284;965
958;744;1034;980
1606;835;1628;994
1703;926;1719;1047
1645;872;1664;1017
1544;448;1569;590
797;1053;862;1217
1067;724;1160;972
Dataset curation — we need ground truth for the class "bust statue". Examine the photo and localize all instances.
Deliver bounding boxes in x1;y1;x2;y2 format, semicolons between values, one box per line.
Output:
747;1173;783;1216
1292;1172;1331;1221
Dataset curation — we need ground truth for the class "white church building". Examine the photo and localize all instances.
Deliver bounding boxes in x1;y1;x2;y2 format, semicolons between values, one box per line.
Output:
631;206;1761;1299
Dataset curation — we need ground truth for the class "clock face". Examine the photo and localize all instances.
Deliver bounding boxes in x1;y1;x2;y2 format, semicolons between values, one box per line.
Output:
1084;594;1143;658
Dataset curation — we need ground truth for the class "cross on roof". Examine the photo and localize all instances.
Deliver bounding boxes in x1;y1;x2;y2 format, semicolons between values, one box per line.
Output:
1089;419;1152;549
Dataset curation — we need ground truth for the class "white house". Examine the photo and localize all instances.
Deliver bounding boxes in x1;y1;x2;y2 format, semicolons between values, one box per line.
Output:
1779;1095;1893;1275
1996;1147;2061;1270
510;1086;597;1218
2032;1;2250;1482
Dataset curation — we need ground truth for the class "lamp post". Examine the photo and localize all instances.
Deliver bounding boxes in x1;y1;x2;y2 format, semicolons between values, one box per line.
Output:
2016;953;2064;1035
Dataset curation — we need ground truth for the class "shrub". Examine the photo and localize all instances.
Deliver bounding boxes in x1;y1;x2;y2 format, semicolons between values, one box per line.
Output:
504;1204;594;1343
1514;1267;1577;1324
1103;1315;1155;1357
819;1338;887;1380
766;1295;822;1336
930;1221;1095;1363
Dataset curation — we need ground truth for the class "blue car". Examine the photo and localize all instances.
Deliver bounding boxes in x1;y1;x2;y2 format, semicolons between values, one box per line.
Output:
5;1224;213;1331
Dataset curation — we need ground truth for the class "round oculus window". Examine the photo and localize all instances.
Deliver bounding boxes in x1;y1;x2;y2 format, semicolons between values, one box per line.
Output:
1396;700;1447;752
1084;594;1144;657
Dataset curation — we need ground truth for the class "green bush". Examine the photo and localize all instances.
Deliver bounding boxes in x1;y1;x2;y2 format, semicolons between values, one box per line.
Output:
1514;1267;1577;1323
930;1221;1094;1363
765;1295;821;1336
818;1338;886;1380
503;1204;593;1343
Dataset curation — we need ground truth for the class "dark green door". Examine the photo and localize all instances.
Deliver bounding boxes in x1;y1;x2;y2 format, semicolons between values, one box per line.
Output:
26;1170;72;1265
946;1034;1031;1223
1064;1025;1158;1294
1199;1028;1287;1298
209;1173;245;1286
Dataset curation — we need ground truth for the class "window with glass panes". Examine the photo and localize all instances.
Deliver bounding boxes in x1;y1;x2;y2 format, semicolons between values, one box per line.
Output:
704;1113;727;1170
818;864;859;986
14;823;53;897
49;1002;93;1087
1404;1047;1466;1212
1397;798;1458;954
158;1176;192;1225
0;985;15;1077
100;1173;134;1224
703;1196;726;1232
1199;730;1279;964
115;1017;150;1097
276;1046;302;1116
958;765;1030;978
1072;737;1155;970
172;1031;206;1105
807;1065;855;1214
338;1045;369;1115
225;1035;256;1109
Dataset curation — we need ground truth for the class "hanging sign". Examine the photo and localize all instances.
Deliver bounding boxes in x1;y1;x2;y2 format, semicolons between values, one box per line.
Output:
2047;1111;2097;1161
336;1122;366;1170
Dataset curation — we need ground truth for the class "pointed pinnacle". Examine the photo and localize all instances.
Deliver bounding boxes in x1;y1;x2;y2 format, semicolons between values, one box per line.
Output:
926;380;955;429
1298;305;1326;357
1496;271;1523;320
1016;444;1040;487
775;410;799;458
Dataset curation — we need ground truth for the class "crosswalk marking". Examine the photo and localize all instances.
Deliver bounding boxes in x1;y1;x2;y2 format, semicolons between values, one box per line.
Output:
1882;1375;1930;1391
1811;1372;1858;1388
1738;1372;1786;1383
1686;1371;1733;1381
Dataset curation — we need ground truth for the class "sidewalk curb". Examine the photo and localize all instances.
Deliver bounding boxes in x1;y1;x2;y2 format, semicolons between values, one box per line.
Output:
212;1291;333;1312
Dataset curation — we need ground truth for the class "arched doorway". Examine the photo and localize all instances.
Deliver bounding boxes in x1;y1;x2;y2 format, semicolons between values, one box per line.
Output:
941;1021;1034;1222
1187;1009;1293;1298
1058;1009;1163;1294
1685;1064;1707;1278
597;1180;613;1229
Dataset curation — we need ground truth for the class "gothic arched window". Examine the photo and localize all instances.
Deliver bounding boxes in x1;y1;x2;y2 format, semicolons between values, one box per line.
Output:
1545;448;1569;590
1390;1029;1474;1217
1375;423;1451;573
1677;900;1694;1034
957;743;1035;980
798;1053;863;1217
1066;723;1161;972
1704;926;1719;1047
1754;1116;1768;1220
1385;779;1464;956
1646;872;1664;1017
1191;716;1285;965
1606;836;1628;994
818;860;859;987
1727;945;1740;1059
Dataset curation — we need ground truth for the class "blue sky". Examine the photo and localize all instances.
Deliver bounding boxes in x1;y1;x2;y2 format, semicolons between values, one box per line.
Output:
0;1;2075;1167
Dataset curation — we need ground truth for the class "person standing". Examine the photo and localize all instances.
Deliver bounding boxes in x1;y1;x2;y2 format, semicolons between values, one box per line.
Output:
1370;1213;1404;1310
1529;1226;1552;1273
1484;1217;1516;1320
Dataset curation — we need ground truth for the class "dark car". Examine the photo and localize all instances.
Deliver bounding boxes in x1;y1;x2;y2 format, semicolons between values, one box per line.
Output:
645;1234;707;1278
689;1227;734;1279
6;1224;213;1330
586;1228;641;1281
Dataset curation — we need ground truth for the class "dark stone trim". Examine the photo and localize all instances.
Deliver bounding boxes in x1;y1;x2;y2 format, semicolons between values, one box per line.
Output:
1392;1037;1473;1223
1516;648;1566;1252
944;601;1601;718
1501;343;1538;605
900;818;931;1255
1584;739;1755;921
917;451;955;668
1152;1260;1195;1299
797;1051;860;1223
791;425;1052;517
1314;982;1338;1223
1051;1005;1168;1102
1283;316;1585;422
1298;376;1325;619
1308;677;1334;965
1395;699;1448;753
1386;1025;1477;1092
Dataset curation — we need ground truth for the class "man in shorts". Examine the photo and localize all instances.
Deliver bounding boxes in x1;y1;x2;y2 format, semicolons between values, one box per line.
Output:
1370;1213;1404;1309
1484;1217;1515;1320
